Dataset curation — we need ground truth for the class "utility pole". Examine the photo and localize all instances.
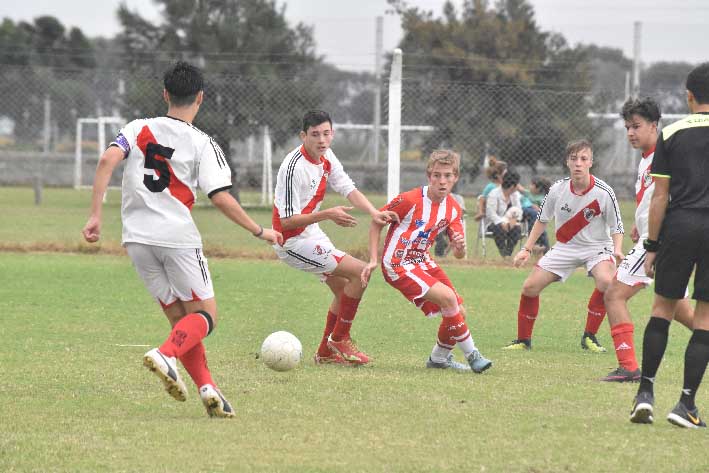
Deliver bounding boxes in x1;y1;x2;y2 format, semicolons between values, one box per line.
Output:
373;16;383;164
632;21;642;98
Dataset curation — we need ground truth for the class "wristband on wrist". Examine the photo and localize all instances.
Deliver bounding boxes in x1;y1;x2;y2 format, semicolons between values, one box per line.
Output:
643;238;659;252
253;225;264;237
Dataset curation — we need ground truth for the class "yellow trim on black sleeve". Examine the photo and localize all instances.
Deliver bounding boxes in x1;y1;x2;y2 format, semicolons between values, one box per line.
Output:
661;114;709;141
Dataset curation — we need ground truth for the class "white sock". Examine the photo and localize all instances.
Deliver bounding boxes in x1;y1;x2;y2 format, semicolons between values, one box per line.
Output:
430;344;452;363
457;335;477;358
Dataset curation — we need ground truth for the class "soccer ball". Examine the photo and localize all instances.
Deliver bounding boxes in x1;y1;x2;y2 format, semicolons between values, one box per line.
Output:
260;331;302;372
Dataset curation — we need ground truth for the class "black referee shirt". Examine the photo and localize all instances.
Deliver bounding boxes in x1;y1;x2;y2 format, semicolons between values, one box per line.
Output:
651;112;709;209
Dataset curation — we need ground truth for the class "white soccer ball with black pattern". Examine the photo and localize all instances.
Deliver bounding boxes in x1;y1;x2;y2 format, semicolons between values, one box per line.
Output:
260;331;302;371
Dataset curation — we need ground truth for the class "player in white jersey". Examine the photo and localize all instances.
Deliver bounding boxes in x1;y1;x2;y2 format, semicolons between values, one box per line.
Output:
361;150;492;373
503;139;624;353
601;98;693;382
272;110;397;365
82;61;282;418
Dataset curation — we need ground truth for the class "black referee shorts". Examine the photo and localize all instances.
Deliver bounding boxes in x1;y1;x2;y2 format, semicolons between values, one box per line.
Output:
655;208;709;301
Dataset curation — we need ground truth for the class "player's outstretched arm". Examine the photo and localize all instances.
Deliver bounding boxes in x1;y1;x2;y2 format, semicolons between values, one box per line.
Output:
361;219;386;288
513;220;548;267
449;230;466;259
346;189;400;225
82;146;124;243
210;191;283;245
611;232;624;263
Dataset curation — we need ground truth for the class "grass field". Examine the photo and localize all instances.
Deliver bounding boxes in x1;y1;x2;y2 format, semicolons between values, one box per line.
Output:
2;187;707;472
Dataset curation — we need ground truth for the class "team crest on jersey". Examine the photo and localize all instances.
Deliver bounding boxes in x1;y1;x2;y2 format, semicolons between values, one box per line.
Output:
561;203;572;213
642;169;652;188
583;207;598;221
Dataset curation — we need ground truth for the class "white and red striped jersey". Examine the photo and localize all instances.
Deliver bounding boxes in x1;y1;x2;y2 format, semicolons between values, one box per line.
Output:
380;186;464;281
111;116;232;248
538;175;623;246
634;147;655;239
272;145;356;244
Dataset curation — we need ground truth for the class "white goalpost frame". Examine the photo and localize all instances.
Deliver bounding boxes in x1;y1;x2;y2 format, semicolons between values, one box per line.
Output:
74;116;124;190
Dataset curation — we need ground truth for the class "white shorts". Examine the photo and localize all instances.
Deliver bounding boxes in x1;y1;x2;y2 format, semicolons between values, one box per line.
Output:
537;242;615;282
125;243;214;307
273;234;346;278
615;241;653;287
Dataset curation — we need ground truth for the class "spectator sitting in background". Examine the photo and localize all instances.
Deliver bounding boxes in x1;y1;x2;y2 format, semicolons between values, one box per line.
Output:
520;177;551;254
485;170;522;257
474;156;507;221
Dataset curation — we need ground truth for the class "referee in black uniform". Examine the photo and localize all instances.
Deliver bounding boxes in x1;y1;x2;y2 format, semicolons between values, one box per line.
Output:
630;63;709;428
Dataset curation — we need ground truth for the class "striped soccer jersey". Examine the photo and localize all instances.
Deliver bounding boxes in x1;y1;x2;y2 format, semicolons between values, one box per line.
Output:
538;175;623;246
272;145;356;243
111;116;232;248
381;186;464;281
634;147;655;239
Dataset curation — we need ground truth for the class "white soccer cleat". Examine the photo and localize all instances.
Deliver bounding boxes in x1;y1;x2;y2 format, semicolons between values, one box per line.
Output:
143;348;188;402
200;384;235;418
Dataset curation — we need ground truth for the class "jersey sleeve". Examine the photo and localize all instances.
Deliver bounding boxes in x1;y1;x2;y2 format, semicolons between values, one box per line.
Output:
650;133;671;178
447;206;464;237
603;184;624;235
538;183;559;223
326;151;357;197
110;120;138;158
274;162;305;218
380;192;415;221
197;137;233;198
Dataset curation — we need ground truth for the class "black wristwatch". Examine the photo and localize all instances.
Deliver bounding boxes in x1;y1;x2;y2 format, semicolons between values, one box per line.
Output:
643;238;660;252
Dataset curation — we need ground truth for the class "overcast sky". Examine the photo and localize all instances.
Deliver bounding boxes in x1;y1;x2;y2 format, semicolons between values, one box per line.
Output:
1;0;706;71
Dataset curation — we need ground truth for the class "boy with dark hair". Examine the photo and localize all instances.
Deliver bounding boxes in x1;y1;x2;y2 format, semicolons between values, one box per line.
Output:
631;63;709;428
601;97;693;383
272;110;397;365
83;61;282;418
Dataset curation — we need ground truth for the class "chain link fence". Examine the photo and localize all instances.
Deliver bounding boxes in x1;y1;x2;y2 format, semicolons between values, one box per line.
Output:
0;63;671;201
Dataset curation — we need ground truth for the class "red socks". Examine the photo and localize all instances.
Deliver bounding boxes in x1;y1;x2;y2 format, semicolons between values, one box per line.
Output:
611;322;638;371
518;294;539;340
159;312;210;358
438;313;470;347
330;294;361;342
179;342;215;388
317;310;338;356
585;289;606;335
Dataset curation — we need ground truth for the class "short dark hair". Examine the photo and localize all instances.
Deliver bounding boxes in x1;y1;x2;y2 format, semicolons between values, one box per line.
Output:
686;63;709;105
532;177;551;195
163;61;203;107
565;139;593;159
302;110;332;133
620;97;661;123
502;170;520;189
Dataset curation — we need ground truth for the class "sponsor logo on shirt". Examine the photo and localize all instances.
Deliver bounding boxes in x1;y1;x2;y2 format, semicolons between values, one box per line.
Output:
313;244;331;256
561;203;572;213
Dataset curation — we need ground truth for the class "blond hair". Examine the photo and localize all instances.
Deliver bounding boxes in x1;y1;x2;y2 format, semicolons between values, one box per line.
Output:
485;156;507;180
426;149;460;176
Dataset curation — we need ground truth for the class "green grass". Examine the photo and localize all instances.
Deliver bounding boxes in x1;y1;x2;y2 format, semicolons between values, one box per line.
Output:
1;186;703;472
1;252;706;473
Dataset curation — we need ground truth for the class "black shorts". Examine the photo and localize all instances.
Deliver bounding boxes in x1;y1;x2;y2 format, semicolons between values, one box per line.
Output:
655;208;709;301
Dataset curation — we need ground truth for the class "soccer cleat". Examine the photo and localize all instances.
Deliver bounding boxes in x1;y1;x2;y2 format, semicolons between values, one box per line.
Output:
667;402;706;429
327;335;370;365
581;332;607;353
629;391;654;424
600;366;641;383
426;354;471;371
199;384;235;418
313;351;349;365
143;348;188;402
502;339;531;350
467;349;493;373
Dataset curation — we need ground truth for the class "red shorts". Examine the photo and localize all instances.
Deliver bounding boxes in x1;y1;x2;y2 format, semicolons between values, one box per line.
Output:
385;266;463;317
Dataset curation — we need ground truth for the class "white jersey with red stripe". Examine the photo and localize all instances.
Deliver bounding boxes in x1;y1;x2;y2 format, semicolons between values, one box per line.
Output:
380;186;464;281
272;145;356;244
635;148;655;239
111;116;232;249
538;175;623;246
